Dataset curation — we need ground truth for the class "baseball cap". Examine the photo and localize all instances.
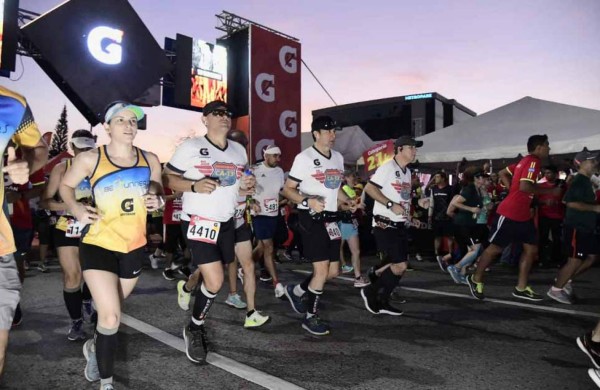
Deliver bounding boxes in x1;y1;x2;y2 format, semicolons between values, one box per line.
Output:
70;130;96;150
394;135;423;148
311;115;342;131
104;102;145;124
574;150;599;165
203;100;232;116
263;145;281;155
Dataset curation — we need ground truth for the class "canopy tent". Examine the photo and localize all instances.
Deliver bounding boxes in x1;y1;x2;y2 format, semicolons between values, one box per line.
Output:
415;97;600;163
301;125;376;164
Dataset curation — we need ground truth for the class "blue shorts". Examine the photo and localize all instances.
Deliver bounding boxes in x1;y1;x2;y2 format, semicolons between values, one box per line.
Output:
338;221;358;240
252;216;278;240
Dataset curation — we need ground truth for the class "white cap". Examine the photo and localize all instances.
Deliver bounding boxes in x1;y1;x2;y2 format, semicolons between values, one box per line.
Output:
263;145;281;155
70;136;96;150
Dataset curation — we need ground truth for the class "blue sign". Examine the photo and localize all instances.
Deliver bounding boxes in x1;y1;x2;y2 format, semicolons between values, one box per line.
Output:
405;93;432;101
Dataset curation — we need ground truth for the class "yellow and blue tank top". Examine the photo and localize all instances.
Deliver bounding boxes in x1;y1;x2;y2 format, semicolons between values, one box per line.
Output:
82;146;151;252
56;159;93;232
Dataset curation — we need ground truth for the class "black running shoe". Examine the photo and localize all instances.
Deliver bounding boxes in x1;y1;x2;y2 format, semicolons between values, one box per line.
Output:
379;301;404;316
390;290;407;304
367;266;378;284
11;304;22;327
163;268;176;281
302;315;330;336
183;325;208;364
259;269;272;282
577;333;600;369
177;267;192;279
467;275;485;300
360;287;379;314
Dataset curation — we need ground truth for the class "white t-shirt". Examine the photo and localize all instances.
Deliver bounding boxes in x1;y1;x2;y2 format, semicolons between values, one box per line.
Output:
253;162;284;217
166;136;248;222
288;146;344;212
370;158;412;223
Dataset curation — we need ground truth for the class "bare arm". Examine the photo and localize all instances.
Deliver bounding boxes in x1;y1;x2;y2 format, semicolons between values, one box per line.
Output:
499;168;512;189
21;138;48;174
364;182;405;216
281;178;325;212
59;150;99;224
40;162;69;212
142;152;165;211
449;194;481;214
162;166;219;194
566;202;600;213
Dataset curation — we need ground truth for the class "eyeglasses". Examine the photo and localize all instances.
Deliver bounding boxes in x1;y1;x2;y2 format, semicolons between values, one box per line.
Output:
210;109;233;118
111;117;138;127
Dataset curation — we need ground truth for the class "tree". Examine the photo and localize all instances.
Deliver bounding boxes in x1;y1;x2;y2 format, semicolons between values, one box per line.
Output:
49;105;69;158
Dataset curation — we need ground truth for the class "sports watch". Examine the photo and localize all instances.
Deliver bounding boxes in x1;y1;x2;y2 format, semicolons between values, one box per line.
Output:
386;200;394;209
301;198;309;207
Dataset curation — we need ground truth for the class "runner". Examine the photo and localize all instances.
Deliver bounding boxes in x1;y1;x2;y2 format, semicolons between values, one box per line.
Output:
161;188;192;281
360;135;421;316
60;102;163;390
252;144;286;298
467;134;554;301
163;100;255;363
41;130;98;341
0;86;48;377
578;319;600;388
282;115;352;335
428;171;455;271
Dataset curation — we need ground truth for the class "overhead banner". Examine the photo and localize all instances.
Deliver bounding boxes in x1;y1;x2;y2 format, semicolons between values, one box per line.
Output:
249;25;301;171
363;140;394;175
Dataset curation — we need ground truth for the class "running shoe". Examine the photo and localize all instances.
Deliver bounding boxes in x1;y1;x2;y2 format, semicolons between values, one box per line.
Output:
367;266;378;284
415;253;423;262
284;284;306;314
435;256;448;273
512;286;543;302
341;265;354;274
183;325;208;364
467;275;485;300
588;368;600;388
82;300;96;324
379;301;404;316
360;288;379;314
389;290;407;304
83;339;100;382
162;268;176;281
67;319;86;341
37;262;49;273
244;311;270;328
274;283;285;299
563;279;573;296
281;251;293;262
577;333;600;369
148;254;160;270
259;269;272;282
11;304;22;327
225;293;247;309
23;260;30;271
447;265;463;284
546;288;573;305
100;384;114;390
237;268;244;285
354;276;370;288
177;280;191;311
302;315;330;336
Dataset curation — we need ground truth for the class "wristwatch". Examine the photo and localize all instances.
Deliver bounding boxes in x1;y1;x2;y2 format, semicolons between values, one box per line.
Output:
386;200;394;209
191;181;197;193
301;198;309;207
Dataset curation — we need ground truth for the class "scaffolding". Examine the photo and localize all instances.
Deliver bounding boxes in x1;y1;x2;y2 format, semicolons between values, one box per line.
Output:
215;10;298;41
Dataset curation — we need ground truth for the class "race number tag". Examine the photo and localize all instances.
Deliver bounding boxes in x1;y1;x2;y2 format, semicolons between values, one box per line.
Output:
234;203;246;221
400;202;411;218
187;216;220;244
263;198;278;214
66;219;84;238
325;222;342;240
172;210;182;222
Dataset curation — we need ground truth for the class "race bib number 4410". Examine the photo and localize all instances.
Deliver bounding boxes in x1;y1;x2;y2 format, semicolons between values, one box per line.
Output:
187;216;221;244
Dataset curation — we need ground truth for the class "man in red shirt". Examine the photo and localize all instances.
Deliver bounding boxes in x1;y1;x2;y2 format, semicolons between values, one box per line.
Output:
467;135;557;301
536;165;566;268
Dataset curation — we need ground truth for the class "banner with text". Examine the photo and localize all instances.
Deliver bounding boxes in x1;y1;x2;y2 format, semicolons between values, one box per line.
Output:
363;140;395;176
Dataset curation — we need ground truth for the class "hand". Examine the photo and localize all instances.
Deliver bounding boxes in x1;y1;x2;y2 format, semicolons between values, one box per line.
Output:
73;203;100;225
193;178;220;194
2;147;29;185
345;199;358;213
471;207;482;215
390;203;405;216
240;174;256;190
143;194;163;211
250;201;261;213
308;197;325;213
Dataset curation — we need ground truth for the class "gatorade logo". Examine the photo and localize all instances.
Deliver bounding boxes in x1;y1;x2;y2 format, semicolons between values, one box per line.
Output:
279;110;297;138
255;73;275;103
255;138;276;162
279;46;298;74
87;26;123;65
121;198;134;213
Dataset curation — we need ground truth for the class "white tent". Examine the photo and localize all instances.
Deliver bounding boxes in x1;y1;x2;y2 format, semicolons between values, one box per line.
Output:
301;125;376;163
416;97;600;163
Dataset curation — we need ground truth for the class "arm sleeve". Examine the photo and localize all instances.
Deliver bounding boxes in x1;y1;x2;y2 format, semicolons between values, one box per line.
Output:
519;160;540;183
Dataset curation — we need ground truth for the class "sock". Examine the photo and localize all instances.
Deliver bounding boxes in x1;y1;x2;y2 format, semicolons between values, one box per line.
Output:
101;378;113;386
246;309;255;318
63;287;83;320
190;283;217;330
81;283;92;301
293;284;305;297
96;325;118;380
299;274;312;292
551;286;563;292
379;268;401;302
183;283;192;294
305;287;322;317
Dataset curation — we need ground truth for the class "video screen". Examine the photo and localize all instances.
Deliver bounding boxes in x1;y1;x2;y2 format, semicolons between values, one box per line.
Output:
191;39;227;108
21;0;171;125
0;0;19;74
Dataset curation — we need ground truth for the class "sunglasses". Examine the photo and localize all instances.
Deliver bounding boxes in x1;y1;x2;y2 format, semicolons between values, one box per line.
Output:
210;109;233;118
321;121;340;130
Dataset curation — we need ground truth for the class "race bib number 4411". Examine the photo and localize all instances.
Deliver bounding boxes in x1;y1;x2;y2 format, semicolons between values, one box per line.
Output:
187;216;221;244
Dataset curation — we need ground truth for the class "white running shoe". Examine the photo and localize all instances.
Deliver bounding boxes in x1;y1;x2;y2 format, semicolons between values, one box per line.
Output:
274;283;285;299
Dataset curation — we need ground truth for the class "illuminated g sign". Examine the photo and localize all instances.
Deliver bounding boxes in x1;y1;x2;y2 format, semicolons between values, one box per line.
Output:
87;26;124;65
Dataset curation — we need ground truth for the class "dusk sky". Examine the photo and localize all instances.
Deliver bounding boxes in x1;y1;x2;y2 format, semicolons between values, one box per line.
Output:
7;0;600;161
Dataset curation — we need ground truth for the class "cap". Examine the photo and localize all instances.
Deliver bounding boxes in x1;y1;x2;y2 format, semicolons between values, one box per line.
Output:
263;145;281;155
394;135;423;148
104;102;145;124
203;100;231;116
574;150;599;165
311;115;342;131
70;132;96;150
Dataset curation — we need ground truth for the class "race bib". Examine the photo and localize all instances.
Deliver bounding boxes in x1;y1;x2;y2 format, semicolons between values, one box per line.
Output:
325;222;341;240
187;216;220;244
66;219;84;238
172;210;182;222
263;198;278;214
400;202;411;218
234;203;246;221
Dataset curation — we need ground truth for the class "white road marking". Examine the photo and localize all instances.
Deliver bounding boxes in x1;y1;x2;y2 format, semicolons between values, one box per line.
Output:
121;314;305;390
292;270;600;319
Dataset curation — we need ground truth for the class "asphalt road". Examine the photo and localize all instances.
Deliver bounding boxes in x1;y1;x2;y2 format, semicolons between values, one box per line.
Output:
2;254;599;390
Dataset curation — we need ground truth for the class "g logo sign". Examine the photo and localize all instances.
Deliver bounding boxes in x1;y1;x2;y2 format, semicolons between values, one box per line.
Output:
255;73;275;103
121;198;134;213
279;46;298;74
87;26;123;65
255;138;276;162
279;111;297;138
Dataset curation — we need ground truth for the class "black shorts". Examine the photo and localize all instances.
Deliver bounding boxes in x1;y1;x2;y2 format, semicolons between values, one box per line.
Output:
235;223;252;244
53;227;80;248
432;219;454;238
373;225;409;264
80;243;144;279
182;218;235;265
34;214;53;246
164;223;186;253
12;227;33;254
297;211;341;263
454;224;489;254
488;215;537;247
563;227;599;260
252;216;278;240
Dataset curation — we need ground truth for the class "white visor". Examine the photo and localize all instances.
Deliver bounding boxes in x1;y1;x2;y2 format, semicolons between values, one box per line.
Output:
71;137;96;150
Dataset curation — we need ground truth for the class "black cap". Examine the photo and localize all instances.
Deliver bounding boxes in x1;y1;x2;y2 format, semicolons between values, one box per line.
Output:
574;150;599;165
203;100;231;116
311;115;342;131
394;135;423;148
